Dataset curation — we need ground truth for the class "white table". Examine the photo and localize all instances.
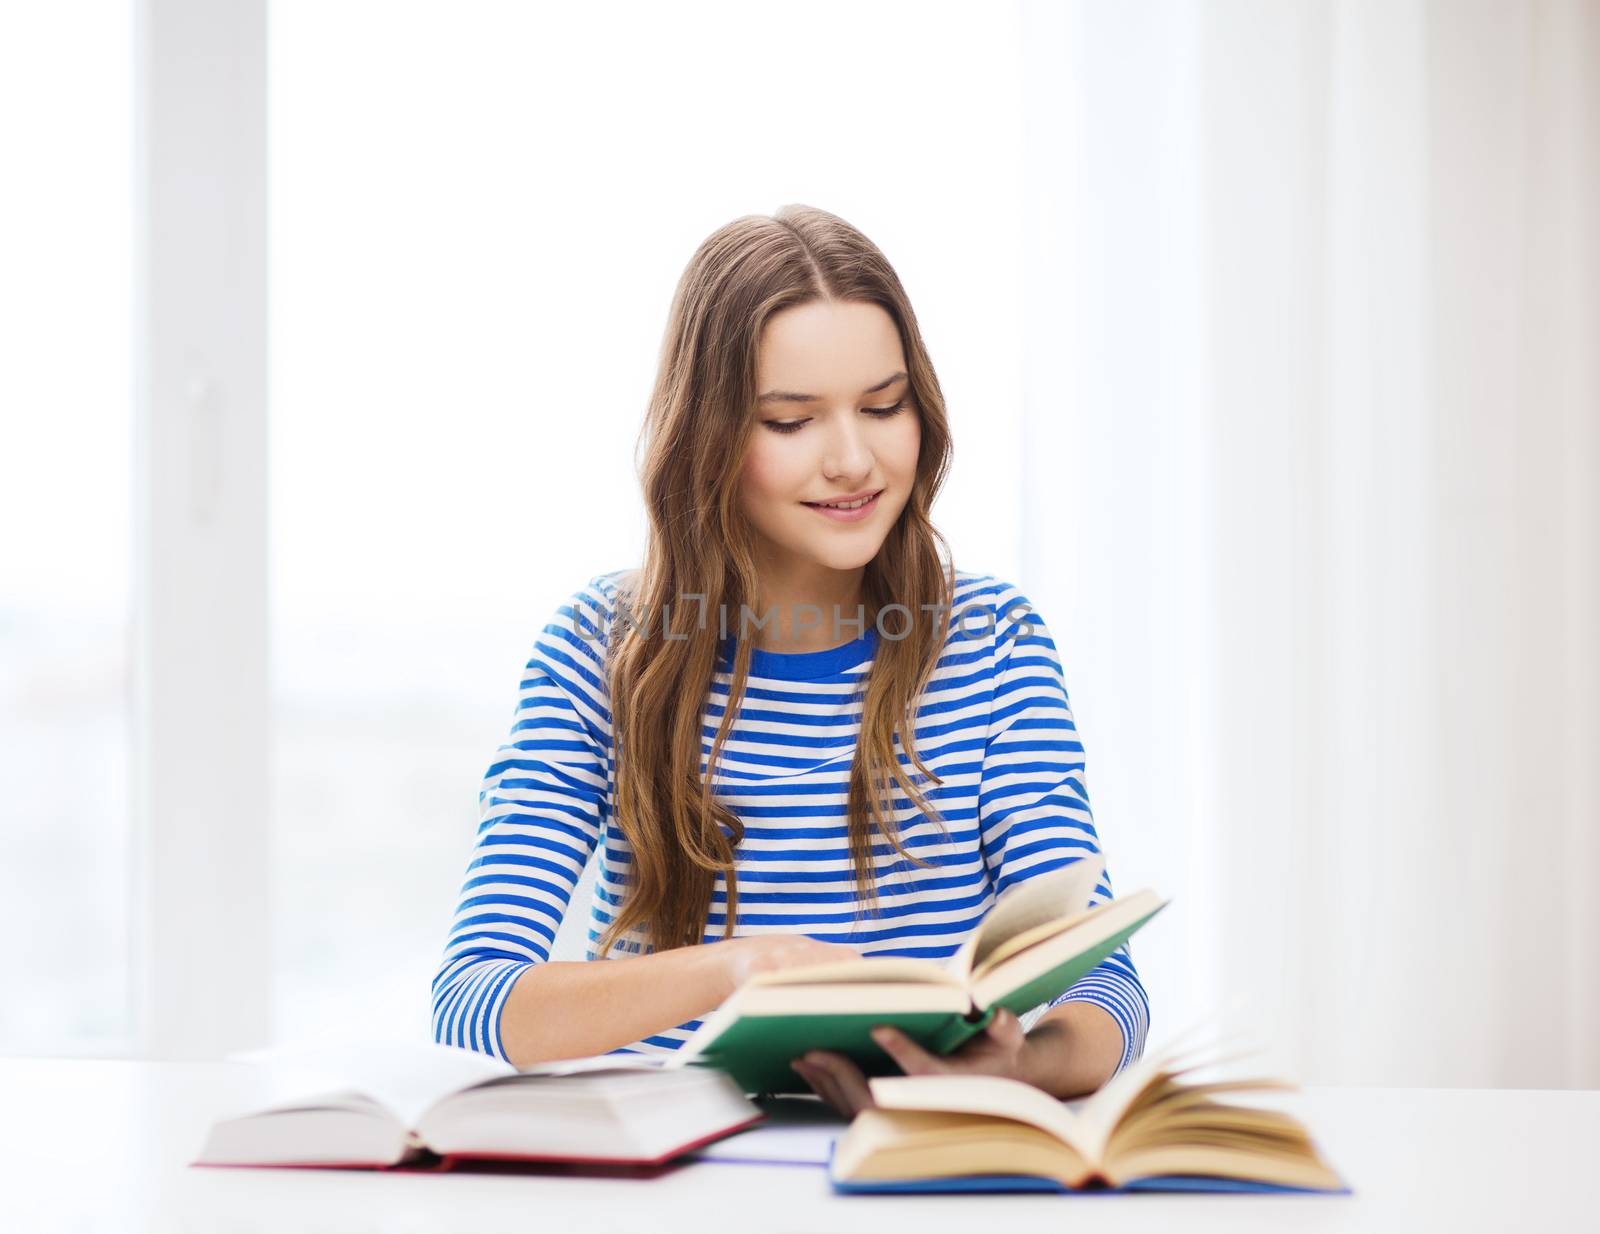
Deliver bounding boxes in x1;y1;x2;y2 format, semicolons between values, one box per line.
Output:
1;1058;1595;1232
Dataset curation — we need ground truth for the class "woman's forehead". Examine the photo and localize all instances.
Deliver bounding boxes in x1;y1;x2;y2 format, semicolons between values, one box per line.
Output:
757;301;906;396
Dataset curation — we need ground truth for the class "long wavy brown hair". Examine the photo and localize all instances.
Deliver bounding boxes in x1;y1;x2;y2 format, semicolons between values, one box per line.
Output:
598;204;956;959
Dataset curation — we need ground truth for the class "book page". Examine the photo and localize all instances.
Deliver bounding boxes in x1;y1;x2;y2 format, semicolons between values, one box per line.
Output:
968;890;1167;1014
743;957;960;988
866;1074;1098;1160
970;903;1104;981
833;1108;1091;1187
518;1053;679;1076
732;983;970;1016
1070;1018;1274;1160
953;855;1106;981
225;1040;515;1129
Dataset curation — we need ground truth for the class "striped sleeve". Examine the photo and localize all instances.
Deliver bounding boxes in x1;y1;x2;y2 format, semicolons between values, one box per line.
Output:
430;581;614;1061
975;583;1151;1077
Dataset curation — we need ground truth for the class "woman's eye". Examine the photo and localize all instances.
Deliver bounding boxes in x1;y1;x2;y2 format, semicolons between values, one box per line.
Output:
762;398;905;434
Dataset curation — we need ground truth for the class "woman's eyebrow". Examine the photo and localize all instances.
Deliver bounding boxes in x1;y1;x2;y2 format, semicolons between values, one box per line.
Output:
758;370;908;404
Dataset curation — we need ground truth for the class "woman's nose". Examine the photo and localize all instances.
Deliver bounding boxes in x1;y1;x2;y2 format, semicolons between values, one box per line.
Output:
821;416;873;481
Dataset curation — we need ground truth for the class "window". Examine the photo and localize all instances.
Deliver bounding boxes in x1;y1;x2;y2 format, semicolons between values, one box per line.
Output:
265;0;1024;1044
0;2;135;1055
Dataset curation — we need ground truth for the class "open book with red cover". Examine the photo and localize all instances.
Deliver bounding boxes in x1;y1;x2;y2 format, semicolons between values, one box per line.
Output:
191;1043;762;1171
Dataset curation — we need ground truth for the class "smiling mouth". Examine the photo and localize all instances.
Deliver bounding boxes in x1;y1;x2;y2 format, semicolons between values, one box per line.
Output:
803;490;882;511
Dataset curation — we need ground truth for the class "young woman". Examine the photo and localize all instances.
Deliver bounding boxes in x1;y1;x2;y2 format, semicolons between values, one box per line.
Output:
431;205;1149;1116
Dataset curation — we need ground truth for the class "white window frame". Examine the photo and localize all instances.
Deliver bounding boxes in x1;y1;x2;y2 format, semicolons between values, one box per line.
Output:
130;0;270;1059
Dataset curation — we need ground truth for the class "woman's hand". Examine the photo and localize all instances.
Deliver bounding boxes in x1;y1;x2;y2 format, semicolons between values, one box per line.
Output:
712;935;865;1000
790;1008;1029;1119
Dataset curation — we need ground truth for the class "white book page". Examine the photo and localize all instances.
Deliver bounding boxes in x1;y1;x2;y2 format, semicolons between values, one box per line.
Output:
517;1053;679;1076
867;1074;1097;1159
744;957;957;987
225;1040;514;1129
957;854;1107;979
1070;1016;1268;1159
866;1019;1266;1165
691;1096;844;1165
968;890;1167;1011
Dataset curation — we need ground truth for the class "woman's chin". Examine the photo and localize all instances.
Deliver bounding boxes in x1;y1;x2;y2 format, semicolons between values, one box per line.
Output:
811;545;885;574
757;518;894;577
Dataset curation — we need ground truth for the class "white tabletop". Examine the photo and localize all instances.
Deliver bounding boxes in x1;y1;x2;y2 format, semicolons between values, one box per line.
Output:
1;1058;1595;1233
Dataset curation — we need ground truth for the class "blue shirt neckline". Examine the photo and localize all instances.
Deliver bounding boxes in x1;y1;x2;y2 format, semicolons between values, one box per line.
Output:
718;626;879;680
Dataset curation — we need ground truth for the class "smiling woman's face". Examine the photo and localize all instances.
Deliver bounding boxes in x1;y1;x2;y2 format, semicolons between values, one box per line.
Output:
740;299;922;583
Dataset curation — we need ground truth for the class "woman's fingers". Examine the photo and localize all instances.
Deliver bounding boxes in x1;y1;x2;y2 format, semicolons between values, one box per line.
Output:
872;1010;1027;1078
793;1018;1029;1114
870;1025;945;1075
810;1050;875;1114
794;1051;873;1117
792;1056;847;1115
987;1007;1025;1046
811;1062;855;1116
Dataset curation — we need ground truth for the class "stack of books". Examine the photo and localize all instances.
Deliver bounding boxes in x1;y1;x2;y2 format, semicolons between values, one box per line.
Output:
193;859;1347;1195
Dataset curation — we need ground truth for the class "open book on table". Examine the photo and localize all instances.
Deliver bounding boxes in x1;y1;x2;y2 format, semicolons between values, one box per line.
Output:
672;855;1168;1095
191;1041;762;1171
828;1028;1350;1195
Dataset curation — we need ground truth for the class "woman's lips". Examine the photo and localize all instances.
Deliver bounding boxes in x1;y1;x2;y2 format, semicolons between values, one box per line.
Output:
802;490;882;522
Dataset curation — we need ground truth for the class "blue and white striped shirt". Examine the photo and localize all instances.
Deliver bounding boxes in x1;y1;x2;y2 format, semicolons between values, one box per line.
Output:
432;570;1150;1074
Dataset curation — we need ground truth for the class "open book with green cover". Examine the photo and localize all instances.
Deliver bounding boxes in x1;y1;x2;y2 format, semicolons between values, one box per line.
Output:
672;855;1167;1095
829;1030;1350;1194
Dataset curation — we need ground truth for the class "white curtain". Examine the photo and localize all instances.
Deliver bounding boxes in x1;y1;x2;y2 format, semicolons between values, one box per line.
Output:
1019;0;1599;1087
